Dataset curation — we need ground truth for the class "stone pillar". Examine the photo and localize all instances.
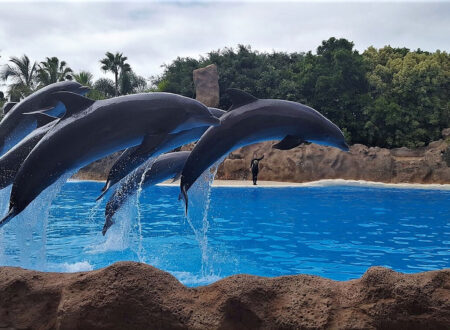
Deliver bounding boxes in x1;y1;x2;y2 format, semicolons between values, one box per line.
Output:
193;64;220;107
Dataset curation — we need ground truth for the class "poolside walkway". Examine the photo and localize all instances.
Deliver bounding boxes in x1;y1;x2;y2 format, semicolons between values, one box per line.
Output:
160;179;450;190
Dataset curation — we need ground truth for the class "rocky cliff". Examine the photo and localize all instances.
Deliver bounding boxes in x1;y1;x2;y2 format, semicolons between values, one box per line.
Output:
0;262;448;329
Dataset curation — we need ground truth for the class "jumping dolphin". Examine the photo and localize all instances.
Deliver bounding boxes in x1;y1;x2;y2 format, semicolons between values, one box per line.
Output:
97;107;226;199
0;81;89;156
179;89;349;212
0;92;220;225
102;151;191;235
0;113;58;190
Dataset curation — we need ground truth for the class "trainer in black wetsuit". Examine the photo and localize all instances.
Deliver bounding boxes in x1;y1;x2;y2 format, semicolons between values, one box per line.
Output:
250;155;264;185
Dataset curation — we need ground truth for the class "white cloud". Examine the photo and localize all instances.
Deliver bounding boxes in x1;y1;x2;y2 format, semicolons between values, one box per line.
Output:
0;1;448;93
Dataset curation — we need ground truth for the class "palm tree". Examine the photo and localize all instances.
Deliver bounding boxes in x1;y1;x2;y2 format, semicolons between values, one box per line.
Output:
37;57;73;86
73;71;94;87
100;52;131;96
0;55;38;101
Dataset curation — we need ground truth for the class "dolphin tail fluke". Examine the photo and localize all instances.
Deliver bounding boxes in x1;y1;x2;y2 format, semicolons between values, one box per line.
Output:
100;180;112;193
96;189;108;202
0;207;16;227
102;217;114;236
178;185;189;215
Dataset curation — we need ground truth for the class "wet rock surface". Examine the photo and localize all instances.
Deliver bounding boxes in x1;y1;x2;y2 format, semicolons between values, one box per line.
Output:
0;262;448;329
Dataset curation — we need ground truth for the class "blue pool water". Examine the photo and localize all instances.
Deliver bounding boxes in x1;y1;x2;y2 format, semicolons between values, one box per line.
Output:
0;181;449;286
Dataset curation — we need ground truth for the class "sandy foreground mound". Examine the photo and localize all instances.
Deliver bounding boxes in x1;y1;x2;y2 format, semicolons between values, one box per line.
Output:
0;262;448;329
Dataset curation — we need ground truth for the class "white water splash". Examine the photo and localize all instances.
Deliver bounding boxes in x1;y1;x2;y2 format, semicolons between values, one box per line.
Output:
87;197;103;223
170;270;222;286
61;261;94;272
3;172;73;269
185;158;223;277
0;186;12;264
88;201;135;253
134;157;156;262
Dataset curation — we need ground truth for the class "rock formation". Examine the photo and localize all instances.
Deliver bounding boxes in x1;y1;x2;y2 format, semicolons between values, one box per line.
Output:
193;64;220;107
214;138;450;184
0;262;448;329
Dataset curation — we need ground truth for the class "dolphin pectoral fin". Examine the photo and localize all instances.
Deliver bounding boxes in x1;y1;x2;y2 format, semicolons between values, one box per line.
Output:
51;91;95;118
100;181;109;192
273;135;305;150
23;106;56;116
179;184;188;215
170;172;182;183
0;207;16;227
96;189;108;202
102;217;114;236
226;89;258;110
23;112;59;128
134;133;169;159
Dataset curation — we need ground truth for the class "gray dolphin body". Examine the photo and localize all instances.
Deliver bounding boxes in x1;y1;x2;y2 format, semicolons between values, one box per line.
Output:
0;113;58;190
180;89;349;211
0;81;89;156
103;151;191;235
98;107;226;199
0;92;219;225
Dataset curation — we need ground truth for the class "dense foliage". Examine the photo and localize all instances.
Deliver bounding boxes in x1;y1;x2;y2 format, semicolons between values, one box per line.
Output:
152;38;449;148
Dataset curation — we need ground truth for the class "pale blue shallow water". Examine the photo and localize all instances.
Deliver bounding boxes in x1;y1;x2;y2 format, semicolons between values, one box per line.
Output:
0;181;449;286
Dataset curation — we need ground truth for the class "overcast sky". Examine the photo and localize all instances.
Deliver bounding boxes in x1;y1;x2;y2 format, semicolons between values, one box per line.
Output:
0;1;449;91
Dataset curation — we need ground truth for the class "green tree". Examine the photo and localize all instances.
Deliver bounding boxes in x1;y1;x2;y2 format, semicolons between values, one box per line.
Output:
0;55;37;101
93;78;116;98
100;52;131;96
363;47;449;148
295;38;369;143
119;70;147;95
37;56;73;86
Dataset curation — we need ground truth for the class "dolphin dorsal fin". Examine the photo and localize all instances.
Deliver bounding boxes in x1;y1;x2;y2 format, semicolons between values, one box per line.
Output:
23;112;59;127
273;135;305;150
2;102;17;115
51;91;95;118
226;89;258;110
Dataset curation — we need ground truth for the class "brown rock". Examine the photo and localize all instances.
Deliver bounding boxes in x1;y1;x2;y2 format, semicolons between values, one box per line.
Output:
73;151;122;181
0;262;448;329
193;64;220;107
442;128;450;139
214;140;450;184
